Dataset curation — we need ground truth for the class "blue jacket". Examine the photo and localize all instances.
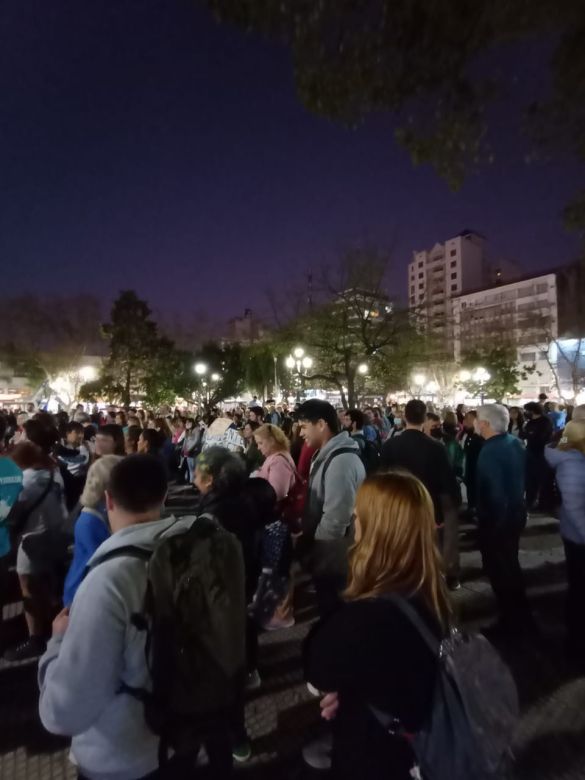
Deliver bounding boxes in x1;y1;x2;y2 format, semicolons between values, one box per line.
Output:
545;445;585;545
476;433;526;524
63;505;110;607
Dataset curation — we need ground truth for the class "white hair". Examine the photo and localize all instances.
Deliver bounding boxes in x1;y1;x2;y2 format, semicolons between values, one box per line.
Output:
477;404;510;434
80;455;123;508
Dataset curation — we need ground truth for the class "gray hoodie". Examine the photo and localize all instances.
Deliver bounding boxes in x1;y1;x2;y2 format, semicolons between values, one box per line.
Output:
301;431;366;577
38;514;195;780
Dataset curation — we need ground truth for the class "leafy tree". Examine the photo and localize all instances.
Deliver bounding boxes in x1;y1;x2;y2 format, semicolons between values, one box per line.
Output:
82;291;197;407
0;294;102;396
204;0;585;230
460;344;534;401
273;245;420;408
194;342;247;409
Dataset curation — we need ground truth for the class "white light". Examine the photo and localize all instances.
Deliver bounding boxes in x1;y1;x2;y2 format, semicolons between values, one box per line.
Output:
285;356;295;369
357;363;368;375
79;365;97;382
293;347;305;359
426;380;439;393
413;373;426;387
194;362;207;376
473;367;490;383
302;356;313;369
459;370;471;382
211;373;220;382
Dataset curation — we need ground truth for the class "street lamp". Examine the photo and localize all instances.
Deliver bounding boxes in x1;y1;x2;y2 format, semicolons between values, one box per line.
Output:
473;366;491;405
413;373;426;387
194;362;207;376
210;373;221;383
458;369;472;383
79;365;97;382
285;347;313;401
473;367;490;384
357;363;368;375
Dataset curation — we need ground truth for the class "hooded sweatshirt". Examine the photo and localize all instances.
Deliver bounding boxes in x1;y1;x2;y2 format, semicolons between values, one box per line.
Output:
19;467;67;536
38;514;194;780
301;431;365;577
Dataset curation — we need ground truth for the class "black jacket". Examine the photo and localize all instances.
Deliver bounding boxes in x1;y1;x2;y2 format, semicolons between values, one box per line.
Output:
380;429;459;523
462;431;484;484
522;415;553;456
305;597;440;780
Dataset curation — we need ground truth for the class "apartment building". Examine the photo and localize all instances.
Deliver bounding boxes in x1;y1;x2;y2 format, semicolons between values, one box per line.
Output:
408;230;487;344
452;272;559;397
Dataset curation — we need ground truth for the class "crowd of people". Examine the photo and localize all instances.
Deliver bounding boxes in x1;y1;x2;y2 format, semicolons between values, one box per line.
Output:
0;391;584;780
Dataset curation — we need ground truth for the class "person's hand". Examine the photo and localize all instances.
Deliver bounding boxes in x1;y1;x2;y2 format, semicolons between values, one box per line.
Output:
52;607;70;637
320;692;339;721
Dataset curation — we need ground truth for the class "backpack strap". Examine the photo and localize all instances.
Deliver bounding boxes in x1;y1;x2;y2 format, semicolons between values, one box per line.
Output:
317;446;362;492
377;593;441;657
92;545;153;568
368;594;442;738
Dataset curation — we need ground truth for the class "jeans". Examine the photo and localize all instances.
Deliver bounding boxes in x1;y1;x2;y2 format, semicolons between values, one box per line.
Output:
478;515;533;629
186;457;195;484
563;538;585;661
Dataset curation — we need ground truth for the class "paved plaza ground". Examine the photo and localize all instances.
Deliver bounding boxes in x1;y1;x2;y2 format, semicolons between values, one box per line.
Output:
1;485;585;779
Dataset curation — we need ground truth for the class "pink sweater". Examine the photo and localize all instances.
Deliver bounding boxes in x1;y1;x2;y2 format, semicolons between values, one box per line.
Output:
257;452;296;501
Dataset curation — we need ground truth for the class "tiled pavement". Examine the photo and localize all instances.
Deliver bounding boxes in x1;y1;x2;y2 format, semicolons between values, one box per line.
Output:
1;487;585;779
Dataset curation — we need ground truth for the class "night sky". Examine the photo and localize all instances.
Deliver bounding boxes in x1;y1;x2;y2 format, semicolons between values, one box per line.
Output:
2;1;582;326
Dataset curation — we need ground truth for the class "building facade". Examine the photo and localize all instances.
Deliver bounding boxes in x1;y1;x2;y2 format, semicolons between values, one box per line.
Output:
408;230;487;345
452;272;559;398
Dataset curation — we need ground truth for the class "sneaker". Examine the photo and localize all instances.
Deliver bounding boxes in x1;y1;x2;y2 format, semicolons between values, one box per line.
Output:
302;733;332;771
232;740;252;763
446;576;461;592
246;669;262;691
3;636;46;663
263;614;295;631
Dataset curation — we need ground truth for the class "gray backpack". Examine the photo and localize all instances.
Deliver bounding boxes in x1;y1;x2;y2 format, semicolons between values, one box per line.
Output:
371;595;519;780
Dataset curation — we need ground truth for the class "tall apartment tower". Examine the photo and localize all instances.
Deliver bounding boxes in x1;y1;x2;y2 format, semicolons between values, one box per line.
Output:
408;230;487;343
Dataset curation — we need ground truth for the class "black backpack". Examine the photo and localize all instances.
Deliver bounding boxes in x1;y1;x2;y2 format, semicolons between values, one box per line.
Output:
94;514;246;760
370;595;519;780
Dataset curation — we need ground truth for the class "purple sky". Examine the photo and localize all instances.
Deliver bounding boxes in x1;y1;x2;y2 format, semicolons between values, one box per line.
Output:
1;1;582;325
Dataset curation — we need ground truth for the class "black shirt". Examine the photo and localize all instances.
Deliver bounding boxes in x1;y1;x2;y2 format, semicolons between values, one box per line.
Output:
380;429;459;523
305;598;440;780
522;415;553;455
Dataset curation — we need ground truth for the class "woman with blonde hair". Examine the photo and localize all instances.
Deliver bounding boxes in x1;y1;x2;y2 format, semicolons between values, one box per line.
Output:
253;423;298;631
305;471;450;780
253;423;296;501
62;455;123;607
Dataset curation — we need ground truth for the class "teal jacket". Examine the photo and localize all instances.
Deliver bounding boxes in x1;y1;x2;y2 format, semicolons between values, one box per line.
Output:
476;433;526;524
